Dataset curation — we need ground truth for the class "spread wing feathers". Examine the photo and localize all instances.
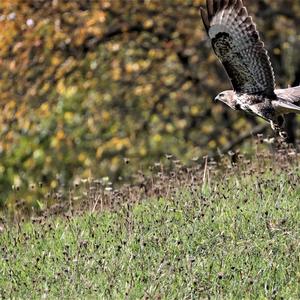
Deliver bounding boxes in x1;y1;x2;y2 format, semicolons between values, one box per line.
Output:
275;86;300;104
272;100;300;114
200;0;276;98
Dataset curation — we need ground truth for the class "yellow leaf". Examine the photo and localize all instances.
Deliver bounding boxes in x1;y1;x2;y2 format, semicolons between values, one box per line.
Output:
56;130;65;140
64;112;74;122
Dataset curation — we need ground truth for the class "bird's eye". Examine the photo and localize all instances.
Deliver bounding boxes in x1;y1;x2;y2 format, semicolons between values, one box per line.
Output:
219;93;224;98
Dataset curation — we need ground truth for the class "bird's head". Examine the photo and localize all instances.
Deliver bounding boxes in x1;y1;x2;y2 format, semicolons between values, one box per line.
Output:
214;90;239;110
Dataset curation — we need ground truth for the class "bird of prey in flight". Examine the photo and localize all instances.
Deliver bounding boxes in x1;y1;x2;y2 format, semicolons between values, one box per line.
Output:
200;0;300;136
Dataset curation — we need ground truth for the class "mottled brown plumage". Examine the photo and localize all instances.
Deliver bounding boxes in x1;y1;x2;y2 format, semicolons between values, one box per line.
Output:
200;0;300;135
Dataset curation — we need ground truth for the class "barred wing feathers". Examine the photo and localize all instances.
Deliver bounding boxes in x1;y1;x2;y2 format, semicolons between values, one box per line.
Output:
200;0;276;98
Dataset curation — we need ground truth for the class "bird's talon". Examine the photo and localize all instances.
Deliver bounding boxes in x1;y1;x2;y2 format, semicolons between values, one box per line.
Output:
279;131;287;139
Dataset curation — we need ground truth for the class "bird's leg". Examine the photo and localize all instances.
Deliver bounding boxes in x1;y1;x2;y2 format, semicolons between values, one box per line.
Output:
270;120;282;136
270;120;279;132
270;116;288;145
277;115;288;140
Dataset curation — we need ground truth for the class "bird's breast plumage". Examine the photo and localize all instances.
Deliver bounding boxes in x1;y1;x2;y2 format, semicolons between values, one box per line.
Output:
236;93;276;120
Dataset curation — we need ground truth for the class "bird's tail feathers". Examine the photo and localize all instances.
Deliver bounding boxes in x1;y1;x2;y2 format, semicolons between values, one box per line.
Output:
273;100;300;114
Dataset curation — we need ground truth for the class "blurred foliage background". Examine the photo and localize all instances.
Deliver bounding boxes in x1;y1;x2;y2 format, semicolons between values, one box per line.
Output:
0;0;300;206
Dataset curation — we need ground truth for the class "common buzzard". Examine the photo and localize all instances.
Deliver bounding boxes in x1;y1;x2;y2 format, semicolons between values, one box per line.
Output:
200;0;300;136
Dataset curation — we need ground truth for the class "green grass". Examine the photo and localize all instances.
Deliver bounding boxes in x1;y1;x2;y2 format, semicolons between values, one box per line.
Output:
1;164;300;299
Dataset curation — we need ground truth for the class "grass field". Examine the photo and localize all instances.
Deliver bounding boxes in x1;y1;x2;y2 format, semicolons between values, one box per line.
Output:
1;152;300;299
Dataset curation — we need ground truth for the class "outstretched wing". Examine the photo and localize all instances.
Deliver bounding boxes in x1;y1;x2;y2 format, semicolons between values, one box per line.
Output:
275;86;300;104
200;0;276;98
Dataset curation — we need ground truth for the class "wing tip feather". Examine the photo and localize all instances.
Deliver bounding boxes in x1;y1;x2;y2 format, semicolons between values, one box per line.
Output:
206;0;214;19
200;7;210;32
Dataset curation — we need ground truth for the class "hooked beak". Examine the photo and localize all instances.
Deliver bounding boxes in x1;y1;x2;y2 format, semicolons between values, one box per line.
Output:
213;95;219;102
